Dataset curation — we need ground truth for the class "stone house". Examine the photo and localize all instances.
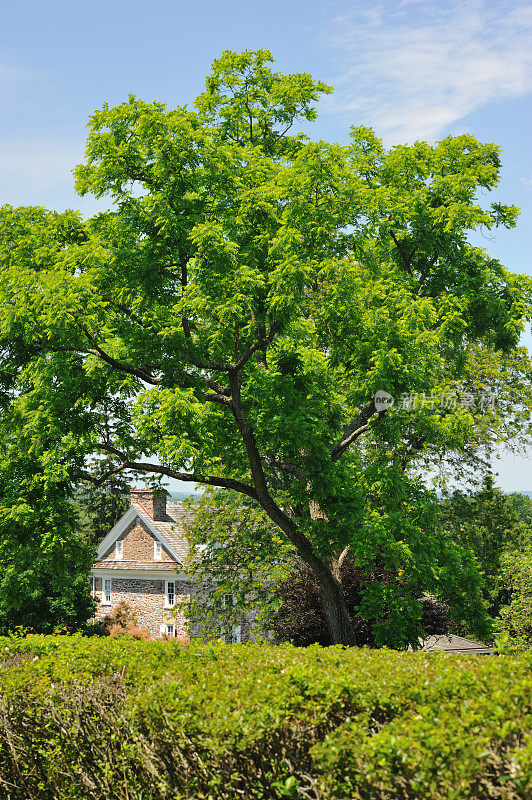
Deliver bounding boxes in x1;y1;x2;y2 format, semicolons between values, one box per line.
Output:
90;488;212;640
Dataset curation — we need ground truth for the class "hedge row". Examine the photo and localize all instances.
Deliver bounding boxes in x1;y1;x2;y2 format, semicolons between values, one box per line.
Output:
0;635;530;799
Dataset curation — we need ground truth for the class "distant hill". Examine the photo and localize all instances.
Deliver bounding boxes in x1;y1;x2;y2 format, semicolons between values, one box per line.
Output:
169;490;202;502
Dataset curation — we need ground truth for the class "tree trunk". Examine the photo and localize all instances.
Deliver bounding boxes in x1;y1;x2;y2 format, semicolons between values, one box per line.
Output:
312;560;357;646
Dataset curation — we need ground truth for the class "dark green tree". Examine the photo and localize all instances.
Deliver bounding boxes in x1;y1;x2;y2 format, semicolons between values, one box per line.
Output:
441;476;531;617
0;437;94;634
75;461;129;548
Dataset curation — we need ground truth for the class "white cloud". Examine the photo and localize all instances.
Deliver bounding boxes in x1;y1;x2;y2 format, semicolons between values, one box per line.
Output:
322;0;532;144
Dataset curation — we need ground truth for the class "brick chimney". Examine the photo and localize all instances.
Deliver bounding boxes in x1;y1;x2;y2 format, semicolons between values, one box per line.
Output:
130;488;167;520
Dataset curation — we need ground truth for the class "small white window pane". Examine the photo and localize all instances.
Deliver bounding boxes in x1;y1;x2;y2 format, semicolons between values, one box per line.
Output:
167;625;174;638
154;541;162;560
103;579;112;605
115;541;123;560
165;581;175;608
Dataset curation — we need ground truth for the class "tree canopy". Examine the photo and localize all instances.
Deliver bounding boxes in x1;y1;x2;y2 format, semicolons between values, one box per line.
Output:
1;49;531;645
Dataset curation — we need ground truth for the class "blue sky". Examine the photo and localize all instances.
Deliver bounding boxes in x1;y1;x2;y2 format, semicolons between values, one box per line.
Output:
2;0;532;489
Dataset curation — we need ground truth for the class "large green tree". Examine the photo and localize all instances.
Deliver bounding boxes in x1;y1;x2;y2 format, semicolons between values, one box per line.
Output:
1;50;531;645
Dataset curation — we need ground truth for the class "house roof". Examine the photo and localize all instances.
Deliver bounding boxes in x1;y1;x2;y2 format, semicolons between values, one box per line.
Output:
418;634;493;654
130;501;195;563
95;501;196;566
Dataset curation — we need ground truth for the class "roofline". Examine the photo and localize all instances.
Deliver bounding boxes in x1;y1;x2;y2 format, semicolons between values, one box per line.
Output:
91;568;189;581
425;647;493;654
96;505;184;564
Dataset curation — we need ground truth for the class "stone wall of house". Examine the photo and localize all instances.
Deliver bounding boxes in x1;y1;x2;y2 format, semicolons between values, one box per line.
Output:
91;576;190;640
100;519;174;562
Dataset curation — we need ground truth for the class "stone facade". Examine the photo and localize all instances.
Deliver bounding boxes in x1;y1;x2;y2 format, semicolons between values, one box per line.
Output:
99;520;174;562
92;576;190;640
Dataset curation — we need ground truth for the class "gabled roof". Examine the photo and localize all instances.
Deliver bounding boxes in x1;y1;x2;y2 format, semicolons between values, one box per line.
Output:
132;501;196;563
95;501;195;565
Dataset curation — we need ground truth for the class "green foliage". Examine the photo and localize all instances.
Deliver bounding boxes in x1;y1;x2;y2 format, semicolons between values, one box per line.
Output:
0;636;530;799
441;478;532;618
75;463;129;548
185;491;295;641
0;422;94;634
1;49;531;644
495;543;532;651
271;562;454;647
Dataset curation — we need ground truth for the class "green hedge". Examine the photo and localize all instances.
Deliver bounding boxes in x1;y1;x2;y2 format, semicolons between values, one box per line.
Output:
0;636;530;799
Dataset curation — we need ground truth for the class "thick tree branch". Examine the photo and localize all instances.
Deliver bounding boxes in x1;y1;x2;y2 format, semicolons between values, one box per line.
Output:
205;378;231;396
225;370;327;571
389;229;413;276
95;443;259;500
126;462;259;499
234;324;276;371
331;398;381;461
205;392;232;406
76;463;129;486
78;325;162;385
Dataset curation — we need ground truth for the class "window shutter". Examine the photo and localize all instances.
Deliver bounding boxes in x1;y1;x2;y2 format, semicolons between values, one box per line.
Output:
160;624;166;637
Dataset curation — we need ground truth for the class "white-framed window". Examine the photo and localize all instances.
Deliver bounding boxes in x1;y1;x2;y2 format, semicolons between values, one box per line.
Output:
165;580;175;609
154;540;162;561
160;623;175;638
90;576;96;598
115;540;123;560
102;579;112;606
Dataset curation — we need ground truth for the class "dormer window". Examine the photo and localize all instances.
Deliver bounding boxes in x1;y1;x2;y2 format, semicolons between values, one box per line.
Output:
154;541;162;561
115;540;123;560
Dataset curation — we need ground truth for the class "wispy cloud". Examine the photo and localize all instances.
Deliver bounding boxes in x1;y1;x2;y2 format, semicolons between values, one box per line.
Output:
322;0;532;143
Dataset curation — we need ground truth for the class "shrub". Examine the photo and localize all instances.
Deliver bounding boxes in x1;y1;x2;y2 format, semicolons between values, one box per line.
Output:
103;600;151;640
0;636;530;799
